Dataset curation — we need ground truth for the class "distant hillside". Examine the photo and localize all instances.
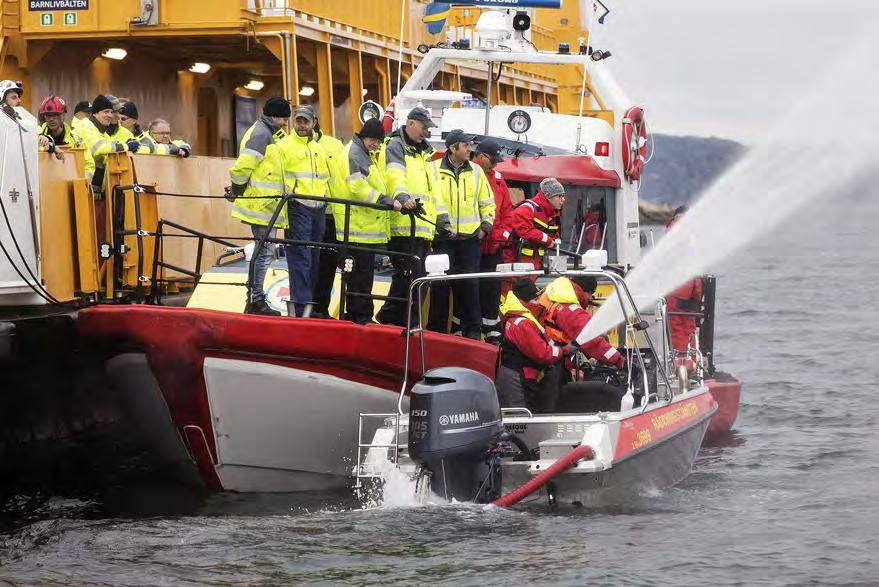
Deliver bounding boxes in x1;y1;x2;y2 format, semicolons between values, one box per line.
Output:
638;134;747;206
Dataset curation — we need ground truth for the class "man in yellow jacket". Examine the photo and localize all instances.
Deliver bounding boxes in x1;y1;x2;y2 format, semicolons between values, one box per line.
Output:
312;115;345;318
228;97;291;315
277;104;330;317
375;107;447;326
333;118;403;323
72;94;142;195
427;129;495;339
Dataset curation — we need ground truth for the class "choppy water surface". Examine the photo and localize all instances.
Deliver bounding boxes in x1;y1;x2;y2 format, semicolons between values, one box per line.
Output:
2;195;878;586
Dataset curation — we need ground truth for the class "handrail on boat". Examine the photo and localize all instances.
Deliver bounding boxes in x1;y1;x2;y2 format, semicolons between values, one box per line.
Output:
397;266;676;417
109;184;425;311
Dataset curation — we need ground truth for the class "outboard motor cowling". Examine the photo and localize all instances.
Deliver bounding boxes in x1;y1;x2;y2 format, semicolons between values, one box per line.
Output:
408;367;503;502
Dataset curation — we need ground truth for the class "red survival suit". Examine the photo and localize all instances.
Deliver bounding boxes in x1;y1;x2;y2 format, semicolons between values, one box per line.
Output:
665;211;703;352
534;277;623;368
496;291;564;408
481;169;514;256
509;191;561;271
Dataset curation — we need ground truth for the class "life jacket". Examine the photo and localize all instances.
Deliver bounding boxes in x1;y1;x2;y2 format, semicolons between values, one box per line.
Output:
499;292;552;380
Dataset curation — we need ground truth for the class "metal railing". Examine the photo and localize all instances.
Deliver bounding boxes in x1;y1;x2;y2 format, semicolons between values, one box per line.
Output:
108;184;425;312
395;267;675;418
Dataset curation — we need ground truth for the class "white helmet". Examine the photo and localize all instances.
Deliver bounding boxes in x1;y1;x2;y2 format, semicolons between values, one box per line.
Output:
0;80;23;99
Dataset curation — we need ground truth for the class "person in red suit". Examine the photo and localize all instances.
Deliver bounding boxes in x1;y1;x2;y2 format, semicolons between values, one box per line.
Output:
473;139;514;344
510;177;565;276
496;279;564;409
665;206;703;353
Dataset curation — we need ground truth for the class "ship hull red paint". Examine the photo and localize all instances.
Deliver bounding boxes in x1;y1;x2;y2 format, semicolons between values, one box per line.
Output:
79;305;500;492
705;377;741;437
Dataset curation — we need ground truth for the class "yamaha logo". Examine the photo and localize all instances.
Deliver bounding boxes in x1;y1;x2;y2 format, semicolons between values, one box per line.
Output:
439;412;479;426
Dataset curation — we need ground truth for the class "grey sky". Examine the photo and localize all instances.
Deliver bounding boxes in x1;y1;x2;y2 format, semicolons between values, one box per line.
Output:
597;0;870;142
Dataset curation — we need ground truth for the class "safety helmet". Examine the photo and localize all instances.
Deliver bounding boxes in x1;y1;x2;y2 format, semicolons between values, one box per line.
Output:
0;80;24;99
39;95;67;115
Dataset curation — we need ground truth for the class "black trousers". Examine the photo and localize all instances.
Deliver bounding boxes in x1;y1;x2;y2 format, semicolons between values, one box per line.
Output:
427;238;482;339
376;236;430;327
342;244;378;324
478;249;504;344
313;213;338;317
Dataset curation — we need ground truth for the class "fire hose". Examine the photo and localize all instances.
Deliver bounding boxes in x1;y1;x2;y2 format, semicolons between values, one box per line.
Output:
491;444;594;507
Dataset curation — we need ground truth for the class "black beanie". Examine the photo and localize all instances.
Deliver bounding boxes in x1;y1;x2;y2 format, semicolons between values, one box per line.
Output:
73;101;92;115
263;97;291;118
118;101;138;119
91;94;114;114
358;118;385;141
511;279;538;302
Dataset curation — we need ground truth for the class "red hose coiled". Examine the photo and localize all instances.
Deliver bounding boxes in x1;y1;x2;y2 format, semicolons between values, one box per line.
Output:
491;444;594;507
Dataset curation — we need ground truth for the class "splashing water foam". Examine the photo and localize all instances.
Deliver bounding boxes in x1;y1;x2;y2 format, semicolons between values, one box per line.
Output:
581;38;879;340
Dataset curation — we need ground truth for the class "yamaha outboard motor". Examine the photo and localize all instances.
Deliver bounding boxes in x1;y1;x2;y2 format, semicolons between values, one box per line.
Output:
408;367;503;502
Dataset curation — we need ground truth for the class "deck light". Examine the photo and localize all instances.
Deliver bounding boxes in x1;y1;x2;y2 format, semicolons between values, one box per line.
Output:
558;42;570;55
189;63;211;74
594;142;610;157
590;49;612;62
244;80;265;91
299;86;315;97
102;48;128;61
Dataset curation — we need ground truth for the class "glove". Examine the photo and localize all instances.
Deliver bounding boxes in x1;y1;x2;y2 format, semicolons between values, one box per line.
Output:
615;355;626;370
563;342;580;357
224;186;237;202
126;140;141;153
168;144;181;156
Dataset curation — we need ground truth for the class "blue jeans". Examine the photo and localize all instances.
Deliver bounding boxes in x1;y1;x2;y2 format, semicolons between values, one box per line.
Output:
285;201;326;316
249;224;274;303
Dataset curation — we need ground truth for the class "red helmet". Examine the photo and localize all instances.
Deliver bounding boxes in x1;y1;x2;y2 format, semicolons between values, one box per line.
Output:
39;95;67;115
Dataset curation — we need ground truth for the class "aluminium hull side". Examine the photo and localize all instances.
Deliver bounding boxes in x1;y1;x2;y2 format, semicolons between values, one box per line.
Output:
499;388;717;507
82;305;499;493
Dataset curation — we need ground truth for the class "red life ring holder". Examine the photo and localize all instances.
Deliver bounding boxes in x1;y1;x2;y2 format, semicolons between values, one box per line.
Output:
621;106;647;182
382;99;396;133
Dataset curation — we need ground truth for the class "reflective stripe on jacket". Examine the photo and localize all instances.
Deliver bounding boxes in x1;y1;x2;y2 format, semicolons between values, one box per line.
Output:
512;192;560;257
317;132;344;213
380;129;446;239
229;117;287;195
72;116;128;168
40;122;96;179
482;169;514;255
229;141;288;228
331;136;391;244
435;155;495;237
277;131;330;208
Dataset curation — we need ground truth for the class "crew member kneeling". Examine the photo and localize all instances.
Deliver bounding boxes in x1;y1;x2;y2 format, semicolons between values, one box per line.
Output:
496;280;565;409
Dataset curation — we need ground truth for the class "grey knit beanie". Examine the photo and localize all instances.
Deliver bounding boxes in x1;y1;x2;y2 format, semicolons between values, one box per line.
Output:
540;177;565;198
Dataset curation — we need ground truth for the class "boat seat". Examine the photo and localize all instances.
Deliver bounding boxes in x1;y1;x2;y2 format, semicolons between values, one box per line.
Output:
554;381;625;414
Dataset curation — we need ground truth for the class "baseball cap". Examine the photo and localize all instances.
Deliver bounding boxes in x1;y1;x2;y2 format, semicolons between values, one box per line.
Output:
475;138;505;164
293;104;315;121
407;107;436;128
444;128;476;148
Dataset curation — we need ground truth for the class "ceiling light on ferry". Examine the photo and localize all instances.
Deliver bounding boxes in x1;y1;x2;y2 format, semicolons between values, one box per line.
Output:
102;48;128;61
244;80;265;91
299;86;315;97
189;63;211;74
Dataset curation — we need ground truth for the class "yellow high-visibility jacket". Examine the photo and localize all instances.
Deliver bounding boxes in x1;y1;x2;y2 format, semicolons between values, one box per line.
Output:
228;117;287;197
277;131;329;208
380;128;448;240
229;117;289;228
39;122;96;180
331;136;392;244
434;156;496;237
